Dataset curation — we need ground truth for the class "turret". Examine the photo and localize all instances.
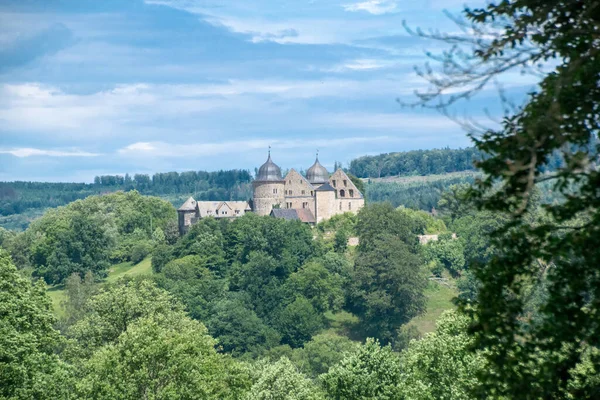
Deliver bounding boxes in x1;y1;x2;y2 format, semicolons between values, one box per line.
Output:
252;151;285;216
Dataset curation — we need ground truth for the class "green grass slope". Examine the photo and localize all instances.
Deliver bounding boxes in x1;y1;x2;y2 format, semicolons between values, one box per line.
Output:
47;257;153;316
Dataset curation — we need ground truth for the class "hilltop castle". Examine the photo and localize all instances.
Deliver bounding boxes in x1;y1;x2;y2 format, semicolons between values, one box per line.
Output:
178;153;365;234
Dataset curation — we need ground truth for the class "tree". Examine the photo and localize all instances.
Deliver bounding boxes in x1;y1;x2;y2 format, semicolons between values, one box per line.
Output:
291;332;357;378
349;235;427;343
355;203;420;252
284;261;345;314
207;298;280;356
408;0;600;396
321;338;402;399
0;249;72;399
66;277;186;360
275;296;324;348
77;316;252;400
246;357;325;400
398;311;485;400
59;271;97;329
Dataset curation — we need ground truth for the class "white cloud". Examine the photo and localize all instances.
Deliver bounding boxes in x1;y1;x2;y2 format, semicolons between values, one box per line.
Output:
0;148;100;157
343;0;398;15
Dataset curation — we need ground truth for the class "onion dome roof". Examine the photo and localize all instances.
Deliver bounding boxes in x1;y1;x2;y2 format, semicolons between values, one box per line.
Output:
256;153;283;181
306;156;329;184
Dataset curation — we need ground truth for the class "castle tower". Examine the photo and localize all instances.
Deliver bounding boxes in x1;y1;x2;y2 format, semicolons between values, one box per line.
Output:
306;154;329;187
253;151;285;216
178;196;197;235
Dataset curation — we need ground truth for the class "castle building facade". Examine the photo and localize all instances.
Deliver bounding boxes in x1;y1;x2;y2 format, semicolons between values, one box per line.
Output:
178;153;364;234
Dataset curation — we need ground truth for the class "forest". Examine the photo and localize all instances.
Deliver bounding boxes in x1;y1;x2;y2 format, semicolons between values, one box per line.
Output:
2;0;599;397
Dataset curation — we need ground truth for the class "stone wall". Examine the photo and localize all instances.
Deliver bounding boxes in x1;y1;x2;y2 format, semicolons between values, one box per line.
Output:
253;181;285;216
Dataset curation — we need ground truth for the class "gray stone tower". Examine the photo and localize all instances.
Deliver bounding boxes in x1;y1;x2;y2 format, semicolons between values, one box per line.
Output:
252;151;285;216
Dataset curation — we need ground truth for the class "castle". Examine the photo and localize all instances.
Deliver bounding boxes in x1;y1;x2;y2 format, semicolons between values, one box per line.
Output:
178;153;365;234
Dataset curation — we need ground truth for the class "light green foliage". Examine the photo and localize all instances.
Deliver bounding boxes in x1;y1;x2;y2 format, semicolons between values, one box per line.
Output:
423;234;465;277
246;357;325;400
291;332;358;378
321;338;402;399
0;249;72;399
398;311;485;400
66;277;185;359
350;234;427;343
20;191;176;284
59;271;97;328
77;316;252;400
151;227;166;243
397;206;447;234
284;261;344;314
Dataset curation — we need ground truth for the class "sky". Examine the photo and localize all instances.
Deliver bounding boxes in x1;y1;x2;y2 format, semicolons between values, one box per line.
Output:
0;0;536;182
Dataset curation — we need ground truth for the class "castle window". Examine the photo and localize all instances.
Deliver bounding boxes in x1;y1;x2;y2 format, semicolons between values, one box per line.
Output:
289;190;293;195
273;188;278;194
302;202;308;209
343;180;347;186
349;189;354;197
235;210;240;214
289;180;292;185
301;190;305;195
311;191;314;196
348;202;352;210
332;180;336;187
339;202;342;210
339;189;346;197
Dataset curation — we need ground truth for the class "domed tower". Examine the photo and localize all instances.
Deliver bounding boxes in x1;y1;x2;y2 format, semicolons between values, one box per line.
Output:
253;151;285;216
306;154;329;186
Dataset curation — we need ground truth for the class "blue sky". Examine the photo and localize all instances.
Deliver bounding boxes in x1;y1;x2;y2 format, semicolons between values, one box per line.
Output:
0;0;535;182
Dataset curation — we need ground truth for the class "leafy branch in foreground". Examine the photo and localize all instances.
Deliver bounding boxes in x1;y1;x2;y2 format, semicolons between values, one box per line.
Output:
406;0;600;398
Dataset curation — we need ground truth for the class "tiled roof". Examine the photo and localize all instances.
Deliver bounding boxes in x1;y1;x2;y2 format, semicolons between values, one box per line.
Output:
270;208;300;220
315;182;335;192
295;208;315;223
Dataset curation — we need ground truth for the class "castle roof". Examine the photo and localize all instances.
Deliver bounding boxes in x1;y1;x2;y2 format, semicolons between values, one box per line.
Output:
306;156;329;184
270;208;300;221
315;182;335;192
295;208;315;223
178;196;197;211
256;153;283;182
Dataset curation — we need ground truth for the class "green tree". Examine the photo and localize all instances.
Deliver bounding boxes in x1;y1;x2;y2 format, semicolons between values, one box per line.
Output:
284;261;345;314
59;271;97;328
77;316;252;399
398;311;485;400
0;249;72;399
349;235;427;343
275;296;324;348
291;332;357;378
207;298;280;356
409;0;600;396
66;277;185;360
355;203;419;251
321;338;402;399
246;357;325;400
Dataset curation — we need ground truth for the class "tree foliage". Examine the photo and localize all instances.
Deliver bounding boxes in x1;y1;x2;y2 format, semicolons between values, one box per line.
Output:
408;0;600;396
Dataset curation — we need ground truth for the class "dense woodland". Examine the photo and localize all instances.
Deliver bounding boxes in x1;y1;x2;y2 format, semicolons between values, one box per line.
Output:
2;0;599;397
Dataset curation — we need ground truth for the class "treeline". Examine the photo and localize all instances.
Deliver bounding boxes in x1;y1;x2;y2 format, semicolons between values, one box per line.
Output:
349;147;482;178
0;169;252;217
365;174;477;211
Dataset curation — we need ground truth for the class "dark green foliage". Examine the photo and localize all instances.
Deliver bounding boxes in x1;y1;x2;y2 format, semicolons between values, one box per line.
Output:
355;202;420;251
275;296;324;348
410;0;600;396
0;169;252;224
365;174;476;211
349;147;481;178
349;234;427;343
207;298;280;356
